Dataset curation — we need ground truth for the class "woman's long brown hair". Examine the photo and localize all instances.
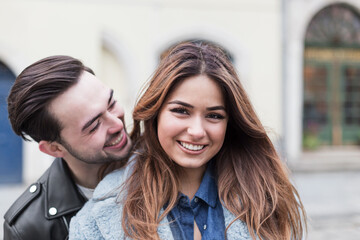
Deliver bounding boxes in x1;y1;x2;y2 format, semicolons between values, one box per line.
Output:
122;41;306;239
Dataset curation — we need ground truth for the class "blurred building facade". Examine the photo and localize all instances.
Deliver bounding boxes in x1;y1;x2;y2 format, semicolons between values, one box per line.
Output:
284;0;360;170
0;0;359;184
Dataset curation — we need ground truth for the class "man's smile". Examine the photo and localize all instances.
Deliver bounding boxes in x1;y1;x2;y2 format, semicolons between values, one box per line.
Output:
104;131;125;148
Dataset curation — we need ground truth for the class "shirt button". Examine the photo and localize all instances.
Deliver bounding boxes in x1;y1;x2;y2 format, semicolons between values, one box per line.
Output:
203;224;207;230
29;185;37;193
49;207;57;216
194;197;199;202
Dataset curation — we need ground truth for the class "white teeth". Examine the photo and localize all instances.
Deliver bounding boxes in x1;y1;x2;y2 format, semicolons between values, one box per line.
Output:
180;141;205;151
107;132;123;147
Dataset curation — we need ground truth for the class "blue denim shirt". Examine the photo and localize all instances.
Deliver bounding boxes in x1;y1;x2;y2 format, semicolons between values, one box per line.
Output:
167;164;226;240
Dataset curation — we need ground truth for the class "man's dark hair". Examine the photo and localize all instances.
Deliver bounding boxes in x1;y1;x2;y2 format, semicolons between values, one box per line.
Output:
7;55;94;142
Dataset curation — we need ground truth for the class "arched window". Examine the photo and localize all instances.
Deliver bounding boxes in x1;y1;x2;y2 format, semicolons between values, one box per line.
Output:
305;4;360;47
303;4;360;148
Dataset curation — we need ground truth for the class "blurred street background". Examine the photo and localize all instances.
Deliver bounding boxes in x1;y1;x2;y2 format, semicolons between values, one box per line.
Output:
293;170;360;239
1;0;360;239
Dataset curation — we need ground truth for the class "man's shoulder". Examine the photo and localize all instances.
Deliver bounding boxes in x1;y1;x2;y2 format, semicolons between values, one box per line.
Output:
4;172;49;226
3;158;85;239
3;158;62;225
3;167;53;240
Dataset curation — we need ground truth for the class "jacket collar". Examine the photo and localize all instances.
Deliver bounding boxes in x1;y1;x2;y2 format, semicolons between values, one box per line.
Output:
194;162;217;208
45;158;87;219
223;207;253;239
83;162;252;239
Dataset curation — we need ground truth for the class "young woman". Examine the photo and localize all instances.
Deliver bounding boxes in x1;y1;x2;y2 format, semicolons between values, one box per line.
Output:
70;41;306;240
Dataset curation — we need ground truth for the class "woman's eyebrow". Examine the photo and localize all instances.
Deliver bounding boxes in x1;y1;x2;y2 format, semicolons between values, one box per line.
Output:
168;100;225;111
207;106;226;111
167;100;193;108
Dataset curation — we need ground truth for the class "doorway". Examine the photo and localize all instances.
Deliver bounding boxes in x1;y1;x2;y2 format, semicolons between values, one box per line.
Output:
0;61;22;183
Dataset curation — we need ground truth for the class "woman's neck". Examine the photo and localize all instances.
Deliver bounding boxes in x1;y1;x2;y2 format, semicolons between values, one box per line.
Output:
178;164;207;200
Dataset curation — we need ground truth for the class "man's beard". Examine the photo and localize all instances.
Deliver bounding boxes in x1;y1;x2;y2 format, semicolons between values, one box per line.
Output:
58;138;131;164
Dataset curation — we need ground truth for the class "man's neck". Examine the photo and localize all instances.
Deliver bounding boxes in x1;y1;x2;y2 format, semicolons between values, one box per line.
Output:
76;184;95;199
63;157;102;189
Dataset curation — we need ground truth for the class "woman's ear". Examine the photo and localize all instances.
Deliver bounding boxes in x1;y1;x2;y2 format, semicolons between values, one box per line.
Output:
39;140;65;158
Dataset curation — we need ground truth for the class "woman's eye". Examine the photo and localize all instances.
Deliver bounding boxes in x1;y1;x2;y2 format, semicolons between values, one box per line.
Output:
170;107;188;115
207;113;225;119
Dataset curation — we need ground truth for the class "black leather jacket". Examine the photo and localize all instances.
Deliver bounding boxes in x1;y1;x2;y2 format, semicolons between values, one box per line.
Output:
3;158;87;240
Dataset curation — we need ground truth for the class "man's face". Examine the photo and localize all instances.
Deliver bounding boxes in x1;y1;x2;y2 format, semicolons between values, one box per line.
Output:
49;71;132;164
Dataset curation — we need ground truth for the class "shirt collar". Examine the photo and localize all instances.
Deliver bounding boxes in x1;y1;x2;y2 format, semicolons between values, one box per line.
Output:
194;162;218;208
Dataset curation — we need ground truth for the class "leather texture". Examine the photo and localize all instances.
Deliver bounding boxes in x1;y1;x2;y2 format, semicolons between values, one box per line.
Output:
3;158;86;240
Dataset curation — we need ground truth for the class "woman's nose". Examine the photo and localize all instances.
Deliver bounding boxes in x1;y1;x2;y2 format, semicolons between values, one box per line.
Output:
187;117;205;139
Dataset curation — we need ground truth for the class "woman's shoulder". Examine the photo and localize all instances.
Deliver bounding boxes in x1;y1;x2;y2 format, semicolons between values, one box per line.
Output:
93;159;136;199
69;194;124;239
222;206;253;240
69;163;135;239
92;168;126;199
74;163;133;221
69;175;125;239
69;198;103;239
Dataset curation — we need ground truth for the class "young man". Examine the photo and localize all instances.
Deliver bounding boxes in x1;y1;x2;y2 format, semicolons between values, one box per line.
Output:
3;56;132;240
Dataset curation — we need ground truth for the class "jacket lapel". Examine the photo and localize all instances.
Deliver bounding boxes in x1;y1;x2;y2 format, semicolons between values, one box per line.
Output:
45;158;86;220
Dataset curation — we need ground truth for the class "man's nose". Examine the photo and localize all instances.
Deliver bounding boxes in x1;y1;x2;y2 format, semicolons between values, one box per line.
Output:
187;117;205;139
105;111;124;134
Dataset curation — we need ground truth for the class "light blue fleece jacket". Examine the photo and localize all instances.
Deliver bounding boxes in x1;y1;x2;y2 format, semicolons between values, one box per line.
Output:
69;165;253;240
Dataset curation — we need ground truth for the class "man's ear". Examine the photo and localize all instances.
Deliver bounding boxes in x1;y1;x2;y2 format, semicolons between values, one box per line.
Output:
39;140;65;158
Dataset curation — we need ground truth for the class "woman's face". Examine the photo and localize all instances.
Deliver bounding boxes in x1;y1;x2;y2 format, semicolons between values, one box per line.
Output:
157;75;228;174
